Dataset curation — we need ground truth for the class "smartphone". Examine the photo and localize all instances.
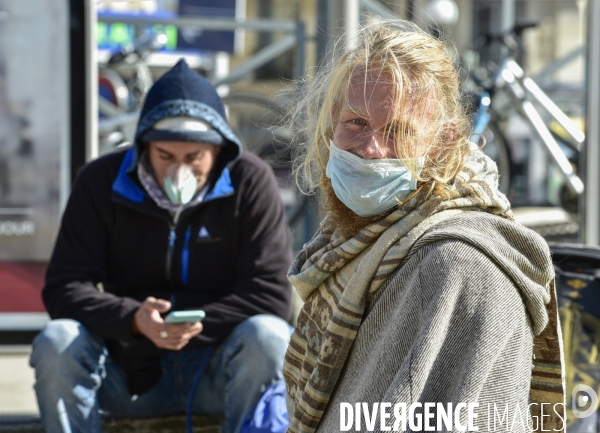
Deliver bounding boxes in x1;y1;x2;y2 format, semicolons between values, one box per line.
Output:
164;310;206;324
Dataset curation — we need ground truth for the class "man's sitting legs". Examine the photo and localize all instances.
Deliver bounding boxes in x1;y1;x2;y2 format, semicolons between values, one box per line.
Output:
30;319;113;433
30;315;290;433
195;314;291;433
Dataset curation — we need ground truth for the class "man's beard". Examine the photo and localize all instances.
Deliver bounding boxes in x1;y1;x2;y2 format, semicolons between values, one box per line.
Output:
321;179;388;238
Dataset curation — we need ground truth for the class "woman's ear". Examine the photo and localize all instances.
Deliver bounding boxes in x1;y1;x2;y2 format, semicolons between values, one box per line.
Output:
442;121;459;144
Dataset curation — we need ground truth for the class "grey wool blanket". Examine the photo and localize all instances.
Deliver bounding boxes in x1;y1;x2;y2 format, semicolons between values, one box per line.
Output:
284;150;564;433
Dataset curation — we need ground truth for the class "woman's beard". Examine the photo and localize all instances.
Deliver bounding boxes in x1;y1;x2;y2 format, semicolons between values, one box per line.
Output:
321;179;388;238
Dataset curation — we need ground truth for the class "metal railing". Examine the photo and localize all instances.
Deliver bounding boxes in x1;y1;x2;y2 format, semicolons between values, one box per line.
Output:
97;15;307;86
97;14;306;137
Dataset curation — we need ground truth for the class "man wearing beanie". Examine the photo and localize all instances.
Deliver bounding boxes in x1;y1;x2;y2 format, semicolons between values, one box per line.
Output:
30;59;293;433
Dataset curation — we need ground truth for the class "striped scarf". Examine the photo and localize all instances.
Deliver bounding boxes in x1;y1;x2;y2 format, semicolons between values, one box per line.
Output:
283;149;565;432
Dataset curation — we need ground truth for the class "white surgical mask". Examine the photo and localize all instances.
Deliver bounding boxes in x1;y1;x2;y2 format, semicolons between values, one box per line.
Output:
163;164;198;205
326;140;423;217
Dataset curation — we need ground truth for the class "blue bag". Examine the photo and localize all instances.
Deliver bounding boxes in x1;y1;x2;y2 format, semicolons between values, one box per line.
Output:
240;381;289;433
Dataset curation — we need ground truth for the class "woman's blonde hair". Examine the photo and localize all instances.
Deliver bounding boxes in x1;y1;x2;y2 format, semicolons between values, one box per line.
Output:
288;21;472;199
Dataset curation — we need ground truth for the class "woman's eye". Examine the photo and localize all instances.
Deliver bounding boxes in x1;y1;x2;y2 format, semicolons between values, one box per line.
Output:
350;119;366;126
389;125;414;138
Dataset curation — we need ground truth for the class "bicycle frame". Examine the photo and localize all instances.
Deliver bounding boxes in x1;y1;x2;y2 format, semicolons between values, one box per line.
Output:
471;91;492;141
493;57;585;196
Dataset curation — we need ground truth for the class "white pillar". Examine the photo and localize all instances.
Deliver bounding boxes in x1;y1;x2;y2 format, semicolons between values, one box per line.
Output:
501;0;515;32
85;0;98;162
327;0;360;55
344;0;360;50
584;0;600;245
211;52;230;97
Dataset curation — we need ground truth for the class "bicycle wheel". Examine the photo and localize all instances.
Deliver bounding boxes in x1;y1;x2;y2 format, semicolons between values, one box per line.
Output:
222;92;315;247
479;121;512;195
222;92;290;164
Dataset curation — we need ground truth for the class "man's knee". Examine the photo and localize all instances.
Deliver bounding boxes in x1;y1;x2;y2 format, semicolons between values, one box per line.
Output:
30;319;96;370
235;314;291;358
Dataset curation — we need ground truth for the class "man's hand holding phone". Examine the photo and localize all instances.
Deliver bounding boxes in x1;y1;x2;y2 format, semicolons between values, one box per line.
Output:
132;296;203;350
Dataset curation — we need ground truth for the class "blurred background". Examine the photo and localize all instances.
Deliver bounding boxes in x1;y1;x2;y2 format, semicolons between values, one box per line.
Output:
0;0;599;429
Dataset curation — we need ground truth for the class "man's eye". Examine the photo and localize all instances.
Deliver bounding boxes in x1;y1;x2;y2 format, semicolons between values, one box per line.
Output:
159;154;171;161
187;151;206;164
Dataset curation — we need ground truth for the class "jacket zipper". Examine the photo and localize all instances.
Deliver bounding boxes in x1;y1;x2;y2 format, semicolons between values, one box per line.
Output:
165;206;184;282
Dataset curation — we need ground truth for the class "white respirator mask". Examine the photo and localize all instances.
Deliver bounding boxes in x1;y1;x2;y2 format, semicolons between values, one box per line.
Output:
163;164;198;205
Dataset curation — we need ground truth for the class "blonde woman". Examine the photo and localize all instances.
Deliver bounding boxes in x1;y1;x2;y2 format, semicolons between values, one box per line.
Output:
283;24;565;433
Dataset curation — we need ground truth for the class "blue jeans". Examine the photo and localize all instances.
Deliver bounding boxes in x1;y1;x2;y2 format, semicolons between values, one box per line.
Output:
29;315;291;433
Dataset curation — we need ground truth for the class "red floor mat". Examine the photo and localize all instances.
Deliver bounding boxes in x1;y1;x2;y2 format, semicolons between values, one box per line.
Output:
0;262;46;312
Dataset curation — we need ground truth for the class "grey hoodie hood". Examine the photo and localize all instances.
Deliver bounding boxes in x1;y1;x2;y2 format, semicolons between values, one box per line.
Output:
412;210;554;335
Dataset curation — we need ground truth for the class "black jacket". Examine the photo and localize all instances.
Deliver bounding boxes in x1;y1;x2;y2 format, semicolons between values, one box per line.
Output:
42;60;293;394
43;148;292;393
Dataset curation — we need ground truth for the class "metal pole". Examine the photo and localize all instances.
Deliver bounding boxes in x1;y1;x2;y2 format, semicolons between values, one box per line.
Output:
211;52;230;97
294;20;306;80
85;0;98;161
327;0;360;55
213;35;296;87
344;0;360;50
97;15;297;32
501;0;515;32
407;0;415;21
360;0;398;21
316;0;328;66
584;0;600;245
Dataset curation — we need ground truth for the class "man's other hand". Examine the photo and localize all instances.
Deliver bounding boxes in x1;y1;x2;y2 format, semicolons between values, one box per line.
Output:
131;296;203;350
